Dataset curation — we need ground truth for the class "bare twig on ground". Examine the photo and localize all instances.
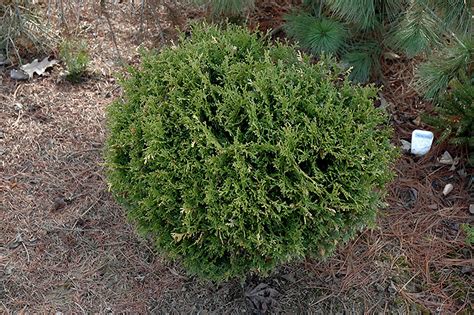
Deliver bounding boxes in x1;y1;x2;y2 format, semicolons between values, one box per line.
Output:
100;0;123;64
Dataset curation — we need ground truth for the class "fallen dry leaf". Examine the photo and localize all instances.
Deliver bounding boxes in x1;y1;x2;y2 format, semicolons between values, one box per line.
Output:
20;57;58;78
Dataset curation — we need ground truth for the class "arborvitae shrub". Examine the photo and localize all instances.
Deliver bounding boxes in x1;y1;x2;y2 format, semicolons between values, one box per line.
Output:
105;24;397;281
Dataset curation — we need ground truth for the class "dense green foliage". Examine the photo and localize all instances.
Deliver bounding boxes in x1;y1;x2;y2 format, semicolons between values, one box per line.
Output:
283;0;472;83
416;39;473;99
284;14;347;55
105;24;397;281
418;39;473;165
282;0;473;163
431;82;474;165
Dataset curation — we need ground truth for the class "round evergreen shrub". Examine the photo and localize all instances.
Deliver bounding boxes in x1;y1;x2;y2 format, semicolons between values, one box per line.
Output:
105;24;397;281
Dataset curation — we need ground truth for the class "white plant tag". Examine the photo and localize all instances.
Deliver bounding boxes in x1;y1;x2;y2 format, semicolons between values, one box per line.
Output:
411;129;434;156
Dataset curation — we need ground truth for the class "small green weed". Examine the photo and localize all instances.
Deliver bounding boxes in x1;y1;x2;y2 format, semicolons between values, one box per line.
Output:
461;224;474;246
59;40;89;82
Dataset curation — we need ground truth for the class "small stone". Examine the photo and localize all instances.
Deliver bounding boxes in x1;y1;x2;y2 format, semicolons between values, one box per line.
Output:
428;204;438;210
438;151;454;165
387;281;397;295
14;103;23;111
469;204;474;215
10;69;29;80
413;116;421;126
5;265;14;275
400;140;411;153
442;184;454;196
383;51;401;60
457;168;467;177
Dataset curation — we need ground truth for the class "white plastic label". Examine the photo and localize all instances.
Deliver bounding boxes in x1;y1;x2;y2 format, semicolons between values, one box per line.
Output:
411;129;434;156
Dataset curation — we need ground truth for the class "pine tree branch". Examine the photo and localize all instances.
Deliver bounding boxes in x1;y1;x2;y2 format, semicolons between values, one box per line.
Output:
418;1;466;48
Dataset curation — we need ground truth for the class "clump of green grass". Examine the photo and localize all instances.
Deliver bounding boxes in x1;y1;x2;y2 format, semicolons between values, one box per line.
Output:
461;223;474;246
0;1;56;62
59;39;89;82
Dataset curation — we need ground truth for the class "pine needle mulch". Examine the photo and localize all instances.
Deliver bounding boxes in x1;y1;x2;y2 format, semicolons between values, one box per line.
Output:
1;2;472;313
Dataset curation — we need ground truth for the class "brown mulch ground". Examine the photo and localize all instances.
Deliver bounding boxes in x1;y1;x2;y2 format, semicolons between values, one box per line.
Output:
1;1;473;313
